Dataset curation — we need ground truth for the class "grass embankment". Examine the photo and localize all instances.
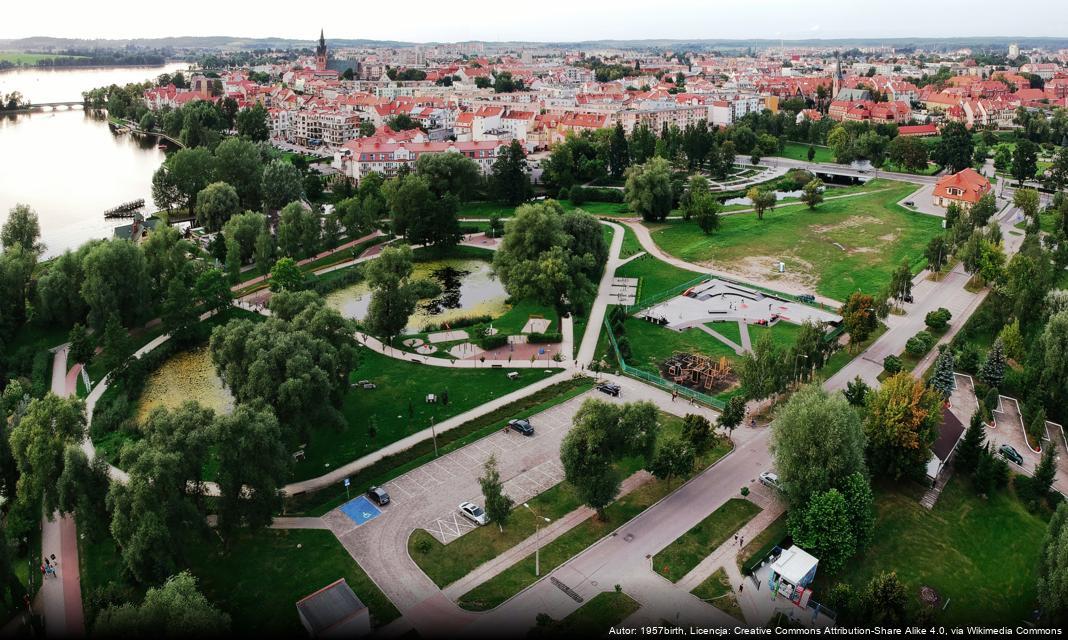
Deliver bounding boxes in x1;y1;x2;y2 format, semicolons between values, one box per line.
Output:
691;568;745;620
652;498;761;582
535;591;640;636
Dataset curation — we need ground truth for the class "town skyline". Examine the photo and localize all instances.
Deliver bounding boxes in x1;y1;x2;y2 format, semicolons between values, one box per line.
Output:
4;0;1067;43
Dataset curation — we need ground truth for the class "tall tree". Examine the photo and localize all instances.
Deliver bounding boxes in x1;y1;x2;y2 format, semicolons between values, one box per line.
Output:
490;140;532;206
363;244;419;343
384;173;460;249
955;411;987;474
608;122;630;178
479;455;514;531
235;103;270;141
771;385;867;508
81;239;150;330
792;488;856;572
214;405;289;543
1;204;44;256
94;572;230;636
933;121;974;173
800;178;825;210
261;160;303;211
624;157;673;222
9;393;87;516
1038;502;1068;624
1011;139;1039;186
213;137;264;210
415;152;481;203
930;349;957;400
747;187;777;220
864;372;941;480
195;182;241;232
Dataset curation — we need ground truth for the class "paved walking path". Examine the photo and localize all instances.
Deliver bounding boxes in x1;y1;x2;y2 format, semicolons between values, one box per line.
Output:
575;221;624;366
269;517;330;530
230;231;383;292
36;346;85;637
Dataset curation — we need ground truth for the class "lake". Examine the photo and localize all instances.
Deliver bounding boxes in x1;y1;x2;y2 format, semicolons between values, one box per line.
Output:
0;63;187;257
326;258;510;333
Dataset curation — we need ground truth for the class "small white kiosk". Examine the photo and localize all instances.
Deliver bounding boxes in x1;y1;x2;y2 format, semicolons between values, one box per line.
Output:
769;545;819;608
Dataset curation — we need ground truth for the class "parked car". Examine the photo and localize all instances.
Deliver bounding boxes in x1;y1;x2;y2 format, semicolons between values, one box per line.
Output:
367;486;390;505
999;444;1024;466
902;293;914;303
508;418;534;436
356;379;377;390
459;502;489;526
596;382;621;397
759;471;783;491
904;200;915;207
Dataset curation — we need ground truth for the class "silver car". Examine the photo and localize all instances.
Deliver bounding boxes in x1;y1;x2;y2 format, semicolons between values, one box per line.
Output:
759;471;783;492
459;501;489;526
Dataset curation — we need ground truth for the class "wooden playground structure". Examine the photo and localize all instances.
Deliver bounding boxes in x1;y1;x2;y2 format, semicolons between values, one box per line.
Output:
662;352;735;392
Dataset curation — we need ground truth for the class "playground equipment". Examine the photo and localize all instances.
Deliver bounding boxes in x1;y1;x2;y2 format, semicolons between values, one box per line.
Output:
663;352;733;391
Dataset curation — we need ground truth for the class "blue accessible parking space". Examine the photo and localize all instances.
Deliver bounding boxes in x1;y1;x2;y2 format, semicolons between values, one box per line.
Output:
340;495;382;526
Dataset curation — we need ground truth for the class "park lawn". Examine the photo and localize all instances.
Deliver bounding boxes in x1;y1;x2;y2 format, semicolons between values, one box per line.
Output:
615;254;705;305
294;350;557;481
738;513;789;572
620;226;644;259
409;481;585;588
748;321;802;351
540;591;640;636
706;321;742;346
652;498;761;582
648;180;942;301
562;200;632;217
457;434;733;611
1014;212;1057;234
489;298;560;335
779;142;835;164
882;161;942;176
78;528;398;634
458;201;518;219
692;568;745;621
185;529;399;633
621;316;740;377
820;477;1047;625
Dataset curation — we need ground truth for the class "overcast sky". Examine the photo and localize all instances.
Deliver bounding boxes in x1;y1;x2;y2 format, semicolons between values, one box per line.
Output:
4;0;1066;42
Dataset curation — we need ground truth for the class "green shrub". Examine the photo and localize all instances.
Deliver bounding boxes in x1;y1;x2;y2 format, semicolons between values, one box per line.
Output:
925;307;952;331
527;332;562;344
478;333;509;351
883;354;903;374
905;337;928;357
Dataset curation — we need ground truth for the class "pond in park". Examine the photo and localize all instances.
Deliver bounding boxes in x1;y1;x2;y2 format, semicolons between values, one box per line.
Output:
325;258;509;333
135;346;234;423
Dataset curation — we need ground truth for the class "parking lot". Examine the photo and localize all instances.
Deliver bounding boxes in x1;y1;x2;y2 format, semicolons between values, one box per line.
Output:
324;389;607;544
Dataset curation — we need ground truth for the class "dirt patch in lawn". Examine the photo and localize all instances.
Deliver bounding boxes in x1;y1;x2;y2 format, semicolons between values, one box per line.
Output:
809;215;882;235
704;255;819;294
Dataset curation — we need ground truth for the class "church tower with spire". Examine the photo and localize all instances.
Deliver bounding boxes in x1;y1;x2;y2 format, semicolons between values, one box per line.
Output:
315;29;328;72
832;51;843;101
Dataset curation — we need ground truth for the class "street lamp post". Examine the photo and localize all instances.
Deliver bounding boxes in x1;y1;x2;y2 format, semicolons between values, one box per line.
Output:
794;354;809;386
524;503;551;576
430;416;438;457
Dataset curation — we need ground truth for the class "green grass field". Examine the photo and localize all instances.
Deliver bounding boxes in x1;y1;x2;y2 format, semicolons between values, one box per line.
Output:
706;321;742;346
540;591;640;635
691;568;744;620
79;528;398;634
614;254;704;305
820;477;1048;625
622;316;740;377
293;349;557;481
652;498;761;582
779;142;835;164
0;52;85;64
648;180;941;301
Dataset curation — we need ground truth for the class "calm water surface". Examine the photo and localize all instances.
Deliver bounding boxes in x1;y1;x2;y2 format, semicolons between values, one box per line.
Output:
0;63;187;257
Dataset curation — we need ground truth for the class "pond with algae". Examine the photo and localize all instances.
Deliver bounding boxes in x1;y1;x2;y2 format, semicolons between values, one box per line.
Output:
135;346;234;423
325;258;509;333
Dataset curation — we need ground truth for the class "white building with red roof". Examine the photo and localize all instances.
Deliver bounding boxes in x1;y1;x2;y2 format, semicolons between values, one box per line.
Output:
933;168;991;210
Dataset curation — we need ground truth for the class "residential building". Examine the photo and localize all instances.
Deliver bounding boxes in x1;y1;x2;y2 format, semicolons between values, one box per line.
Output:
933;168;992;209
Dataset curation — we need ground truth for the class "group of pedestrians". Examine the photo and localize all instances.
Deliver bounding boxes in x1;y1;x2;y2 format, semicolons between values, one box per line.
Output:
40;554;58;579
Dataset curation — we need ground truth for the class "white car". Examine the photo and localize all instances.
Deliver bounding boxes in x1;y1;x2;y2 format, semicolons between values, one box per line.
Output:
459;502;489;526
759;471;783;491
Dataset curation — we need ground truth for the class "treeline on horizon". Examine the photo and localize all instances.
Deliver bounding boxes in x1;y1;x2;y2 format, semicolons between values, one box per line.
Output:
0;50;166;72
